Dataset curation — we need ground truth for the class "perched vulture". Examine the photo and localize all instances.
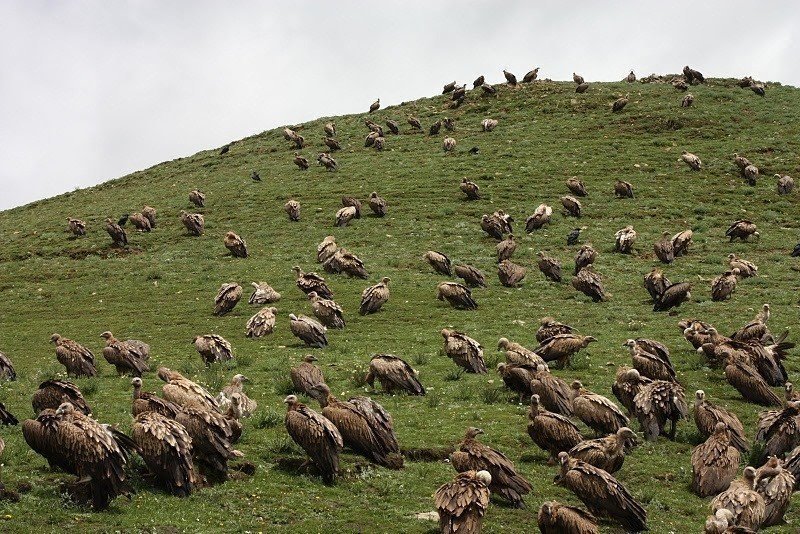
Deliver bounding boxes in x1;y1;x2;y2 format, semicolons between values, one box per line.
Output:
561;195;582;217
434;470;491;534
575;82;589;93
653;231;675;263
131;377;180;418
726;220;759;242
317;152;338;171
614;225;637;253
293;152;309;170
755;401;800;460
100;331;149;376
323;247;368;279
530;364;575;416
614;180;634;198
694;390;749;453
496;234;517;262
556;452;648;532
573;73;584;84
573;244;597;274
317;235;338;264
454;264;487;288
571;265;605;302
335;206;358;227
284;395;342;484
568;427;638;474
711;269;739;301
245;306;277;338
522;67;540;83
132;411;195;497
385;119;399;134
460;178;480;200
213;282;242;316
503;69;517;86
536;317;576;344
633;379;688;440
481;83;497;96
368;192;387;216
775;173;794;194
248;281;281;305
105;218;128;246
323;137;341;151
537;251;562;282
754;456;795;527
291;355;325;396
724;360;781;406
424;251;453;276
452;427;532;507
32;379;91;415
289;314;328;348
481;118;498;132
611;95;629;112
441;329;486;373
307;292;345;329
525;203;552;231
572;381;629;435
429;120;442;136
612;367;652;416
129;212;151;232
359;277;391;315
537;501;599;534
691;422;740;497
683;65;705;83
623;339;675;382
179;210;204;236
365;354;425;396
437;281;478;310
733;153;752;172
141;205;156;228
497;259;526;287
626;70;636;83
742;164;759;186
67;217;87;236
673;79;689;91
710;467;764;531
681;151;702;171
496;362;537;401
369;98;380;113
223;231;248;258
472;75;485;88
291;134;305;149
727;254;757;278
480;211;512;239
653;282;691;311
323;122;336;136
293;266;334;299
284;200;300;222
193;334;234;365
681;93;694;107
0;350;16;380
51;333;96;377
527;394;582;462
498;338;546;367
644;267;670;301
443;137;456;152
731;304;770;341
175;405;242;483
534;334;596;369
408;116;422;130
672;229;693;256
750;83;766;97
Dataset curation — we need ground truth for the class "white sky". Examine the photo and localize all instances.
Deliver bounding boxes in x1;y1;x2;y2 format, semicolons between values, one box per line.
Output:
1;1;797;210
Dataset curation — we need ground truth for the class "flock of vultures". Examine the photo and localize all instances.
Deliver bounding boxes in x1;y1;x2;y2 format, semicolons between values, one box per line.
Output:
0;65;797;533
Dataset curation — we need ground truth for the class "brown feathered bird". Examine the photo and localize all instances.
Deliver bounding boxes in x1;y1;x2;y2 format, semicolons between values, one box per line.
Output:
612;368;652;416
131;377;180;418
710;467;765;530
437;281;478;310
530;364;575;416
105;217;127;246
179;210;204;236
536;317;576;343
534;334;596;369
569;427;638;474
245;306;277;338
623;339;675;382
365;354;425;396
460;178;480;200
408;116;422;130
129;212;151;232
572;381;629;436
503;69;517;86
248;281;281;305
451;427;532;508
496;362;536;401
481;118;498;132
284;200;300;222
100;331;149;377
573;244;597;274
454;264;487;288
498;338;546;367
537;251;562;282
611;94;629;112
158;367;220;412
293;152;309;170
385;119;400;134
775;173;794;194
566;177;587;197
654;231;675;263
323;247;368;279
614;225;637;254
434;470;492;534
754;456;795;527
175;405;242;483
726;219;759;242
522;67;540;83
526;203;552;231
527;394;583;463
289;314;328;348
572;265;606;302
691;422;741;497
561;195;582;217
335;206;358;227
223;231;248;258
284;394;342;484
293;266;334;299
193;334;233;365
537;500;599;534
724;360;781;406
132;411;195;497
672;229;693;256
683;65;705;83
369;98;380;113
51;334;96;377
290;355;325;395
141;205;156;228
368;192;387;216
694;390;749;453
653;281;691;311
441;329;486;373
633;379;688;440
67;217;87;236
727;254;757;278
317;235;338;264
307;292;345;329
681;93;694;107
575;82;589;93
32;379;91;415
360;277;390;315
573;73;584;84
213;282;242;316
681;151;702;171
497;259;526;287
756;400;800;461
424;251;452;276
496;234;517;261
614;180;634;198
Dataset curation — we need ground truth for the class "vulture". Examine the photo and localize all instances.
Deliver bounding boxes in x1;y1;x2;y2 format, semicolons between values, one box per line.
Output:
179;210;204;236
673;79;689;91
612;367;652;416
307;292;345;329
429;120;442;136
534;334;596;369
175;405;242;483
691;422;740;497
727;254;757;278
711;269;739;301
755;400;800;460
568;427;638;474
611;94;629;112
704;508;755;533
454;264;487;288
644;268;670;301
573;73;584;84
496;234;517;261
282;127;297;140
293;152;309;170
223;231;248;258
245;306;278;338
710;467;765;531
556;452;648;532
443;137;456;152
681;93;694;107
291;355;325;396
726;220;759;242
572;265;605;302
385;119;399;134
105;217;128;246
653;282;691;311
32;379;91;415
360;277;391;315
100;331;149;377
368;192;387;216
525;203;552;231
408;116;422;130
460;178;480;200
293;266;334;299
213;282;242;316
317;235;338;264
131;377;180;418
693;390;749;453
317;152;338;171
129;212;151;232
503;69;517;86
481;83;497;96
750;83;766;97
530;364;575;416
141;205;156;228
498;337;546;367
623;339;675;382
284;200;301;222
672;229;693;256
310;383;401;468
572;381;629;435
132;411;196;497
480;210;512;239
754;456;795;527
424;250;452;276
734;153;752;171
335;206;358;227
633;379;688;440
481;118;498;132
775;173;794;194
341;196;363;218
497;259;526;287
575;82;589;93
742;164;759;186
626;70;636;83
537;501;599;534
472;75;485;88
724;360;781;406
614;180;634;198
527;394;583;463
437;281;478;310
496;362;537;401
289;314;328;348
441;329;486;374
731;304;769;341
573;244;597;274
51;333;96;377
681;151;702;170
291;134;305;149
452;427;532;507
323;137;340;151
683;65;705;83
522;67;540;83
284;394;342;484
323;122;336;136
67;217;87;236
369;98;380;113
0;350;16;380
434;470;491;534
323;247;368;279
451;86;465;102
561;195;582;217
193;334;234;365
537;251;562;282
536;317;576;344
248;281;281;305
567;176;588;197
653;231;675;263
614;225;637;253
365;354;425;396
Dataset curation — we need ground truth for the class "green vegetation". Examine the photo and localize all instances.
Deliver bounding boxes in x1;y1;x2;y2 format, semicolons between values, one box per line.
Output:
0;77;799;532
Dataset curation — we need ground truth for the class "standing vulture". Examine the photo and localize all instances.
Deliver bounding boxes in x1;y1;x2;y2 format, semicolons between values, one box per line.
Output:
683;65;705;83
724;360;782;406
323;248;368;278
536;317;576;343
369;98;380;113
213;282;242;316
726;220;759;242
530;364;575;416
424;251;452;276
290;355;325;396
368;192;387;216
643;268;670;302
289;314;328;348
441;329;486;373
573;245;597;274
105;218;128;246
323;137;341;151
614;225;637;253
131;377;181;418
454;264;487;288
335;206;358;227
497;259;526;287
317;235;338;264
611;94;629;112
249;281;281;305
32;379;91;415
284;200;300;222
496;234;517;261
573;73;584;84
175;405;242;483
755;400;800;460
633;379;688;440
710;467;765;530
158;367;220;412
568;427;638;474
534;334;596;369
537;500;599;534
434;470;491;534
572;381;629;436
727;254;757;278
575;82;589;93
293;152;309;170
522;67;540;83
443;137;456;152
626;70;636;82
775;173;794;194
408;116;422;130
451;427;532;507
672;229;693;256
566;177;587;197
681;151;702;170
188;189;205;207
437;281;478;310
293;266;334;299
496;362;537;401
653;231;675;263
731;304;770;342
193;334;233;365
217;374;257;417
460;178;480;200
385;119;399;134
498;338;545;367
365;354;425;396
526;204;552;231
360;277;391;315
711;269;739;301
742;164;759;186
556;452;648;532
612;368;652;416
527;394;583;463
51;334;96;377
623;339;675;382
653;282;691;311
561;196;582;217
141;205;156;228
284;395;342;484
67;217;87;236
754;456;795;527
223;231;248;258
0;402;17;426
307;292;345;329
246;306;278;337
100;331;149;376
0;350;15;381
691;422;741;497
572;266;606;302
179;210;204;236
693;390;749;453
132;411;195;497
503;69;517;85
481;118;498;131
129;212;151;232
614;180;634;198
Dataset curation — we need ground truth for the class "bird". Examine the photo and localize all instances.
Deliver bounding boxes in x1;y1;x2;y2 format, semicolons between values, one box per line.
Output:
742;164;759;186
750;83;766;96
434;470;491;534
529;364;574;416
653;231;675;263
537;501;599;534
522;67;540;83
537;251;562;282
293;266;334;299
32;379;91;415
158;367;220;412
359;277;391;315
223;231;248;258
681;93;694;107
323;247;368;279
672;229;693;256
481;118;498;132
407;116;422;130
213;282;242;316
711;269;739;301
369;99;380;113
480;83;497;96
561;196;582;217
755;401;800;460
527;394;582;463
317;235;338;264
307;292;345;329
532;335;598;368
573;73;584;84
175;404;242;483
472;75;485;88
526;204;553;232
575;82;589;93
653;281;692;311
459;178;480;200
503;69;517;86
130;377;180;418
441;329;486;373
335;206;358;227
683;65;705;84
437;281;478;310
574;244;597;274
775;174;794;194
611;94;629;112
385;119;399;134
323;122;336;136
50;334;96;377
100;331;149;377
566;177;587;197
569;427;638;474
429;120;442;136
612;367;652;416
317;152;338;171
248;281;281;305
633;379;688;440
536;317;576;344
250;170;261;182
626;70;636;83
179;210;204;236
131;411;196;497
646;269;673;306
365;354;425;396
724;360;782;406
703;508;754;534
754;456;795;527
245;306;278;338
293;152;309;170
141;205;156;228
283;394;342;484
614;180;634;198
0;402;18;426
571;264;605;302
65;217;87;237
218;144;230;155
693;390;749;452
443;137;456;152
193;334;233;365
284;200;300;222
681;151;702;170
290;355;325;396
496;234;518;261
614;225;637;253
323;137;341;151
710;467;764;530
105;217;127;246
498;338;545;367
288;314;328;348
454;264;486;288
571;381;629;435
368;192;387;216
623;339;675;382
0;350;16;381
726;220;759;242
691;422;741;497
424;251;452;276
566;227;583;245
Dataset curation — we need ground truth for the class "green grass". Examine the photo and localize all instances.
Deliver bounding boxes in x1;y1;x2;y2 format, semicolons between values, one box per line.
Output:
0;77;799;532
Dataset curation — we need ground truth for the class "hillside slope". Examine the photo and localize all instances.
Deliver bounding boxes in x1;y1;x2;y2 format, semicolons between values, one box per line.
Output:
0;77;799;532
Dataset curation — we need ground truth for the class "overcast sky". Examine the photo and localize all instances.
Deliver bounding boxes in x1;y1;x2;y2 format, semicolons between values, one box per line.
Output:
1;1;797;211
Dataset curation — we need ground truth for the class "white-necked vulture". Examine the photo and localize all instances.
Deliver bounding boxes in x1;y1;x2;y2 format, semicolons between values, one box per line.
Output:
223;231;247;258
434;470;491;534
365;354;425;396
441;329;486;373
50;333;96;377
284;394;342;484
360;277;390;315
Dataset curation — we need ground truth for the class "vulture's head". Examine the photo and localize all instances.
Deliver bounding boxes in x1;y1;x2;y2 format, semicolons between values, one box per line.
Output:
49;333;61;344
302;355;318;363
288;313;298;321
440;328;453;339
570;380;583;392
695;390;706;403
283;395;298;407
231;393;242;406
497;338;510;350
496;362;507;374
56;402;75;416
712;421;728;436
291;266;302;276
131;377;143;388
157;367;174;382
307;291;318;300
370;192;378;199
583;336;597;345
232;374;248;385
743;466;757;488
539;317;555;326
623;339;636;349
617;427;637;442
529;394;540;409
100;331;113;340
464;427;484;439
625;368;642;382
380;277;391;285
475;470;492;486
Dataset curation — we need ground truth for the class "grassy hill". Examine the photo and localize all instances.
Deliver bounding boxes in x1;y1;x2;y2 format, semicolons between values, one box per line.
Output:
0;76;799;533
